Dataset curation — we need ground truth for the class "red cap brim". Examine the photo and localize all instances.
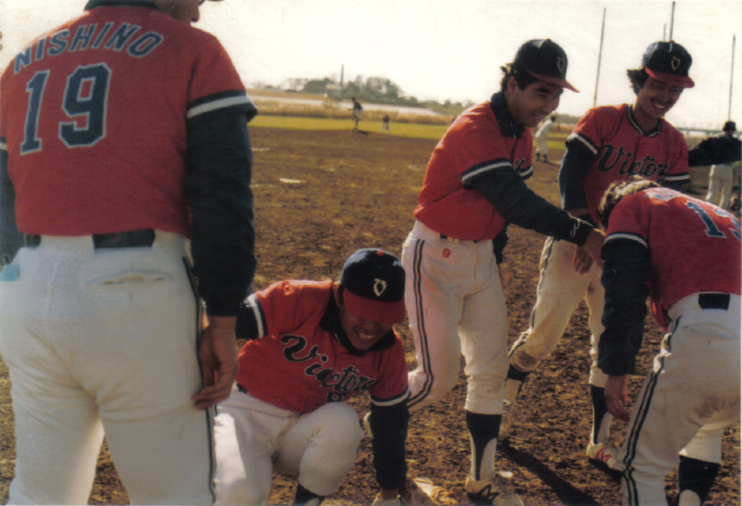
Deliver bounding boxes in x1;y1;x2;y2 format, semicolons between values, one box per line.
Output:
526;70;579;92
343;290;406;324
645;68;695;88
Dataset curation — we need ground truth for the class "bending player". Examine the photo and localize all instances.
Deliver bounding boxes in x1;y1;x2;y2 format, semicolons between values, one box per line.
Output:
597;177;740;506
402;39;604;506
501;41;695;469
688;121;741;210
213;249;410;506
534;115;556;162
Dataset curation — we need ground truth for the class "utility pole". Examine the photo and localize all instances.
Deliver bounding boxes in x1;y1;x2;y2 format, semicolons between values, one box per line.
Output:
593;8;606;108
669;2;675;40
729;35;736;121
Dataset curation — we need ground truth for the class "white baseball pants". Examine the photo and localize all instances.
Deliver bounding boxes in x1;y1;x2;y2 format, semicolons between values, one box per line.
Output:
0;233;214;505
213;390;364;506
510;237;608;388
705;163;736;210
535;136;549;158
403;221;508;415
618;293;740;506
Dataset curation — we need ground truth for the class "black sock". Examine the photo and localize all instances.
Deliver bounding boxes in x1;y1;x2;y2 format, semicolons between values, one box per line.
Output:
678;455;720;504
293;483;326;505
506;364;531;383
466;411;501;481
590;385;608;444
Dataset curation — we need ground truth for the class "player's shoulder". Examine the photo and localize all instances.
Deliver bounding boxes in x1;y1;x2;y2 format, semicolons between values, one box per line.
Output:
261;279;334;298
658;118;685;139
585;103;627;121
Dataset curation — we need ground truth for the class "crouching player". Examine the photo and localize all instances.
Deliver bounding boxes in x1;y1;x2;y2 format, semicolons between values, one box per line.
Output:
214;249;410;506
596;178;740;506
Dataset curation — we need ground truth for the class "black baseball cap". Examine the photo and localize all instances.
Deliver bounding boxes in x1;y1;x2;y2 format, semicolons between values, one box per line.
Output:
641;41;694;88
723;121;736;132
339;249;406;324
513;39;579;92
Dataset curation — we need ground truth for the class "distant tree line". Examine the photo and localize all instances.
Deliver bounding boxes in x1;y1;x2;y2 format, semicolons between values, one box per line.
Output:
259;75;473;116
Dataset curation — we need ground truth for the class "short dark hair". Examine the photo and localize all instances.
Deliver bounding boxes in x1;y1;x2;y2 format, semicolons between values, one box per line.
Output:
597;176;660;228
500;64;540;93
627;68;649;95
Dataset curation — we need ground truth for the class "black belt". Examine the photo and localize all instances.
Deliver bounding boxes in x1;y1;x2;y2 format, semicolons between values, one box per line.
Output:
698;293;730;310
25;229;156;249
439;233;479;243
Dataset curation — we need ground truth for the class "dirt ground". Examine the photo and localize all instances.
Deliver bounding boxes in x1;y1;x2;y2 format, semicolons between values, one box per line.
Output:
0;126;739;505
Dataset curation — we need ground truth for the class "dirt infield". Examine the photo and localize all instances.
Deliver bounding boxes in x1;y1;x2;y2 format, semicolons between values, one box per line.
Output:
0;126;739;505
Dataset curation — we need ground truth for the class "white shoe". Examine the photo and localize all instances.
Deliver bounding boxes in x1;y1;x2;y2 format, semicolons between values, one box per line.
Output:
465;472;523;506
362;411;373;440
586;440;620;470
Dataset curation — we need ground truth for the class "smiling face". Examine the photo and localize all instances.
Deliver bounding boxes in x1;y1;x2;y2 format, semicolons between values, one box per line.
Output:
336;291;394;351
505;77;563;128
633;76;684;128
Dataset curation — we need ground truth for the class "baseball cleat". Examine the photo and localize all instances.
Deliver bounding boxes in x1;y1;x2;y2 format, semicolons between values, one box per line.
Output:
465;472;523;506
586;440;620;470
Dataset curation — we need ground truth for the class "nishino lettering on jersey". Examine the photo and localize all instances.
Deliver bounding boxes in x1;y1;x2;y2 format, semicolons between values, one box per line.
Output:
282;335;377;402
14;23;163;74
596;144;670;178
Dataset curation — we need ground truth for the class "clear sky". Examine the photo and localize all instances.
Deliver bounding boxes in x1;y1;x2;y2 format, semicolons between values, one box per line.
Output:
1;0;740;129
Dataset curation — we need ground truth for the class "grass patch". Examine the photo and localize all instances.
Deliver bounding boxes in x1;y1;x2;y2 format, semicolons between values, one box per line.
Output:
250;115;451;140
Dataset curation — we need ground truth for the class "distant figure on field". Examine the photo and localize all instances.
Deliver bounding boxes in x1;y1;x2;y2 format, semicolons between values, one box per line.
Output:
381;114;391;133
534;115;556;162
352;97;363;130
688;120;741;210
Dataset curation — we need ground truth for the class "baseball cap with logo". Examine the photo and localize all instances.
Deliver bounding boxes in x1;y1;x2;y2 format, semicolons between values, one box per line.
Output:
513;39;579;92
339;248;406;324
641;41;694;88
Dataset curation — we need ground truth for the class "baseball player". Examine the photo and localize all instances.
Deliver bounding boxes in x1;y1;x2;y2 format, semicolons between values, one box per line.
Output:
213;249;409;506
501;41;695;470
596;178;740;506
352;97;364;130
534;115;556;162
381;114;392;134
402;39;604;506
0;1;256;504
688;121;741;210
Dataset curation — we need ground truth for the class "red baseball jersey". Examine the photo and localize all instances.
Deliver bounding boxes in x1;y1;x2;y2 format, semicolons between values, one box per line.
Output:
413;100;533;241
605;188;741;329
567;104;689;222
0;3;253;236
236;280;409;414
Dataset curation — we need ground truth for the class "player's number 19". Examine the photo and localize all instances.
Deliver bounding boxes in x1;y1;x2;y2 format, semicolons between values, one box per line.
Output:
21;63;111;155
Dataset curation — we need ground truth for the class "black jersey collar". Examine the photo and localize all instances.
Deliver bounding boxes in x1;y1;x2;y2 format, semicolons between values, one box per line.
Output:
319;294;396;357
85;0;159;10
490;92;526;138
627;105;662;138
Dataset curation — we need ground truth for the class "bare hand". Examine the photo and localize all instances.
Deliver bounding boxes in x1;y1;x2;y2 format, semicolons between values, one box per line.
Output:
580;229;605;270
192;315;239;410
604;374;630;422
572;245;594;274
